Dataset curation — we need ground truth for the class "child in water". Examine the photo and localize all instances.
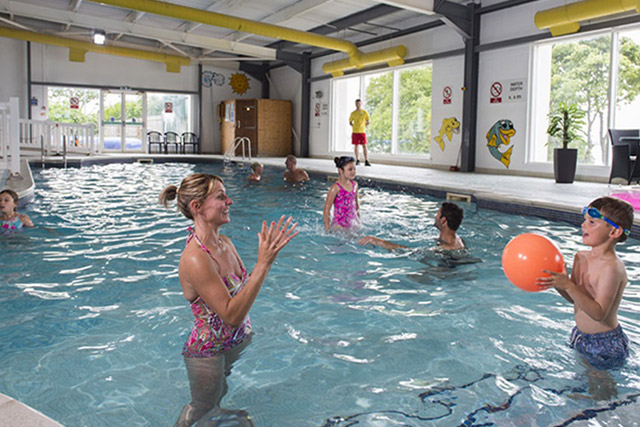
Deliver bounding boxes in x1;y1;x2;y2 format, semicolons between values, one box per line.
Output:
248;162;263;182
538;197;632;371
323;156;359;230
0;189;33;230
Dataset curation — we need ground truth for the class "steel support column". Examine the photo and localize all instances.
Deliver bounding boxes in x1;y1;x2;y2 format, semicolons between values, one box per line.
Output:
299;53;311;157
460;3;480;172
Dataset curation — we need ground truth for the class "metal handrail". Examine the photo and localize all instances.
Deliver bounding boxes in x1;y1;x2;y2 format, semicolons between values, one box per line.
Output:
224;137;252;162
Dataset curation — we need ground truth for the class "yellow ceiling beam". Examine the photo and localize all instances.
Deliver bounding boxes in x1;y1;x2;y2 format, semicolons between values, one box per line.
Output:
0;27;190;73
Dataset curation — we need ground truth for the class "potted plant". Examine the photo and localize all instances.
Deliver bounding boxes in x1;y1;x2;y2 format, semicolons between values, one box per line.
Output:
546;102;585;183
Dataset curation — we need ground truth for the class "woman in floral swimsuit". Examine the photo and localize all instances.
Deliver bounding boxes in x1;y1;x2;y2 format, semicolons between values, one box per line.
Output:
323;156;360;230
160;173;298;426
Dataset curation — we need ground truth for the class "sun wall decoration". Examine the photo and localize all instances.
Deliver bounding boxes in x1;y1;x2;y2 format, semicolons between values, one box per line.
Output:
229;72;250;95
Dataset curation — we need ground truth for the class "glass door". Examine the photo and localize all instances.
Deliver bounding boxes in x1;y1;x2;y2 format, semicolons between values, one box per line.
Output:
101;90;145;152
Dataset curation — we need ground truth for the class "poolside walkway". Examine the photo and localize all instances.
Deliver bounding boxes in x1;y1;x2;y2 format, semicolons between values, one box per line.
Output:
3;153;639;225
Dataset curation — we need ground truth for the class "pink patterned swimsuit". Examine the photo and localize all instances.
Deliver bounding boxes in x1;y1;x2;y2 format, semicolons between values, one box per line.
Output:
1;215;24;230
182;229;252;358
332;180;359;229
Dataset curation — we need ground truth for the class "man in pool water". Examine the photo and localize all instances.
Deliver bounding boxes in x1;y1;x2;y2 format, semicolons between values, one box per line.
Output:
283;155;310;183
537;197;632;373
358;202;465;251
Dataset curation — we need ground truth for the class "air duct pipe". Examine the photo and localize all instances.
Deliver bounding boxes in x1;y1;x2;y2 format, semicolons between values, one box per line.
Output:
0;27;190;72
89;0;407;74
322;46;407;77
535;0;640;36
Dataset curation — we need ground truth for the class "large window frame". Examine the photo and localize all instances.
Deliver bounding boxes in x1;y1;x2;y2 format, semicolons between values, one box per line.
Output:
528;24;640;168
330;61;433;159
47;86;197;154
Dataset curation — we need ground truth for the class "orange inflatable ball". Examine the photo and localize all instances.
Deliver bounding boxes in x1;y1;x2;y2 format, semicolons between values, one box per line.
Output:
502;233;564;292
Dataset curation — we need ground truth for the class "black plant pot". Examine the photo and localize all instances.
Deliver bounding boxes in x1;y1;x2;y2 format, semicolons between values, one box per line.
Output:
553;148;578;184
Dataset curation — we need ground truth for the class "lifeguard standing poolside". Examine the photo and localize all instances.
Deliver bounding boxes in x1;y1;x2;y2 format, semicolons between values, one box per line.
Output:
349;99;371;166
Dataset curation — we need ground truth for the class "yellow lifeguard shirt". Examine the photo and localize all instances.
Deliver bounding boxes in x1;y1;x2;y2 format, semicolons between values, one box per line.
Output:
349;109;370;134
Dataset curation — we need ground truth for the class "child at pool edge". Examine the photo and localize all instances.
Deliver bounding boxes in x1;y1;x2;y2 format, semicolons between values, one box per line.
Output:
323;156;360;231
0;189;34;230
537;196;632;372
359;202;465;251
248;161;263;182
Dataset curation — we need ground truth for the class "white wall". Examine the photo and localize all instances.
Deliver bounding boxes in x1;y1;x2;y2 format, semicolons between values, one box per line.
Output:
431;55;465;168
200;63;262;153
0;38;28;117
0;41;266;154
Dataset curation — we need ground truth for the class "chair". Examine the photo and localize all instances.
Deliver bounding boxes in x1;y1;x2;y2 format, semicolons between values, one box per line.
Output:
181;132;200;154
608;129;640;184
147;130;164;154
164;131;181;154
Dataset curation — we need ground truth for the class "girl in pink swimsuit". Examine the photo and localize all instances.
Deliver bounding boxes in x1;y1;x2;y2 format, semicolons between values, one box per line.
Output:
323;156;360;230
0;189;34;231
159;173;298;426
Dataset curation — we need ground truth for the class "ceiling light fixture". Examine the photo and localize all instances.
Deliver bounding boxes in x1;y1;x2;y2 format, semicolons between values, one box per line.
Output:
92;30;106;45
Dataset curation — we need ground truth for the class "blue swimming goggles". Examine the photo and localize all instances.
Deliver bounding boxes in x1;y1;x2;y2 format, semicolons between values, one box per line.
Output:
582;206;631;236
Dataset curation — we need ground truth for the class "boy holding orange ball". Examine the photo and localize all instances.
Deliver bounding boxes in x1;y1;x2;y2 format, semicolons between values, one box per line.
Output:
537;196;633;370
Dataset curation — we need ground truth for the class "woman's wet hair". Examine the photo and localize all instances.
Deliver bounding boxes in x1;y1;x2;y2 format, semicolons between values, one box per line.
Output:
334;156;355;169
159;173;224;220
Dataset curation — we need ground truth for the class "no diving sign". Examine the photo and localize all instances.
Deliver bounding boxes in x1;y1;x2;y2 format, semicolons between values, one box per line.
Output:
490;82;502;104
489;79;527;104
442;86;452;105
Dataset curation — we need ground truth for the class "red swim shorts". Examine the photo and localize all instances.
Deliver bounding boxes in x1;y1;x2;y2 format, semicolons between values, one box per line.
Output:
352;133;367;145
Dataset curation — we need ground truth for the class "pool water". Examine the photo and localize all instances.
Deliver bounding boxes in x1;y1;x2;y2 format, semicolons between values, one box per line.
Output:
1;162;639;426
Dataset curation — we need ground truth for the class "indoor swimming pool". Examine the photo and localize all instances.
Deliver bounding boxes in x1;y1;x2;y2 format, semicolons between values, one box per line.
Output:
1;161;639;426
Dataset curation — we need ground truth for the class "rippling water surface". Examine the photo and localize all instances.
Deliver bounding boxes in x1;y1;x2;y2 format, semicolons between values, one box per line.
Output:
1;162;639;426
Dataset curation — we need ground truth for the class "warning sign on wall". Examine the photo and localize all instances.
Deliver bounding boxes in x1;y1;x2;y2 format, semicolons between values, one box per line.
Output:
489;82;502;104
504;79;526;103
70;97;80;109
489;79;527;104
442;86;452;105
164;102;173;113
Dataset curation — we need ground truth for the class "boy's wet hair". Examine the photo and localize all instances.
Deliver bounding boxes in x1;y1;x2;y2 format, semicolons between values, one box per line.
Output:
590;196;634;243
440;202;464;231
250;162;262;172
334;156;355;169
0;189;19;205
285;155;297;163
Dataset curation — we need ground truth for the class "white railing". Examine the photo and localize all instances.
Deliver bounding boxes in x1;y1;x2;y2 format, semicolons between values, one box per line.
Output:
0;97;20;175
19;120;96;156
224;136;252;162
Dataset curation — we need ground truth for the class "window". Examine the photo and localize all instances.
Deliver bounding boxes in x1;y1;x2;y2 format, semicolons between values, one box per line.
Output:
47;87;99;133
147;93;193;134
331;62;432;156
530;27;640;166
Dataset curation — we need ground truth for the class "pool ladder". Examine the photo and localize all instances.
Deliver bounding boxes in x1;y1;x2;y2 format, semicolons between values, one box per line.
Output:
224;137;252;164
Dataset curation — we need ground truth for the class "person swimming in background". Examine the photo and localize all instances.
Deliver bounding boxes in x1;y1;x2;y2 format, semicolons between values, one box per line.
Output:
248;161;263;182
283;155;310;183
159;173;298;426
0;189;34;230
359;202;465;251
323;156;360;231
